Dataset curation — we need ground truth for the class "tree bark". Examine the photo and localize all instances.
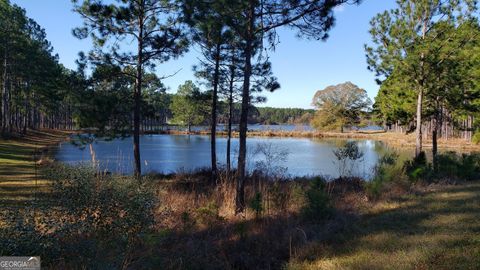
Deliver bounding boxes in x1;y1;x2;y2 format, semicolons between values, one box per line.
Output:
133;11;144;179
210;41;221;183
415;89;423;156
226;53;235;175
23;86;29;134
432;113;439;171
2;49;10;136
416;18;428;157
235;0;254;214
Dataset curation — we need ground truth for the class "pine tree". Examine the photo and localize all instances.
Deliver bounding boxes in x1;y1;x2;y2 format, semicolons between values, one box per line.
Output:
73;0;189;177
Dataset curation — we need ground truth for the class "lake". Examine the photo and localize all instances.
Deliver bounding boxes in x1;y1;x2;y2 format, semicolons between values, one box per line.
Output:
55;134;407;179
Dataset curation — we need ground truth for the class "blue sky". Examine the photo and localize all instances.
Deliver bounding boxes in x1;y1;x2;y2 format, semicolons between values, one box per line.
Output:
12;0;397;109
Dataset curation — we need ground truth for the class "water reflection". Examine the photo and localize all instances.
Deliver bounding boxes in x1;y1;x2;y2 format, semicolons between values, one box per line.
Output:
56;134;404;179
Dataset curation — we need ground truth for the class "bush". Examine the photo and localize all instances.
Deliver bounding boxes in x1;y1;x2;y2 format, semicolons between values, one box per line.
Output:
248;192;264;219
458;152;480;180
402;151;480;183
404;151;430;182
0;208;61;263
472;130;480;144
301;177;332;221
5;164;158;268
196;201;222;226
433;151;480;181
434;151;460;180
268;182;290;212
366;152;406;199
333;141;364;178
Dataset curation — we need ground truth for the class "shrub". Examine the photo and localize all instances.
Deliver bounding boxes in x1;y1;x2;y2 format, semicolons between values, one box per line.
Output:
29;164;156;268
180;211;195;232
333;141;364;178
366;152;405;199
0;208;60;264
301;177;332;221
248;192;264;219
196;201;222;226
458;152;480;180
402;151;480;183
433;151;480;181
252;142;288;180
472;130;480;144
404;151;430;182
434;151;460;180
268;182;290;212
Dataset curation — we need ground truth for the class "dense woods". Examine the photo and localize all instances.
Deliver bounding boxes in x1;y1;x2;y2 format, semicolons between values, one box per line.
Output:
0;1;79;135
253;107;314;125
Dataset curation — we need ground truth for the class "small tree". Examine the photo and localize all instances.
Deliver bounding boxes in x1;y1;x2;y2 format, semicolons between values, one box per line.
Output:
170;80;207;133
332;141;364;178
311;82;371;132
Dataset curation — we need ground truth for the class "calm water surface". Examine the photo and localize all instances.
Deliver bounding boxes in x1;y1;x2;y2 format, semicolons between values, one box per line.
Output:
56;134;405;179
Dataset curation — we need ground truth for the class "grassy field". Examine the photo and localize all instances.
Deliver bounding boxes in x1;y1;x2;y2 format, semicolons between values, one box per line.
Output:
0;130;69;205
288;183;480;270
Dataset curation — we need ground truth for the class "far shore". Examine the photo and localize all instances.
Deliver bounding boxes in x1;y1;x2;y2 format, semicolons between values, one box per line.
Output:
144;128;480;151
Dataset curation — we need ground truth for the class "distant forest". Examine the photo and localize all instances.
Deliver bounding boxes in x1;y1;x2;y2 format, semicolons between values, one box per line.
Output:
251;107;314;125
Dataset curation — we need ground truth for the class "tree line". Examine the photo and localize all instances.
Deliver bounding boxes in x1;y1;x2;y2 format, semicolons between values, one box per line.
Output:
0;0;79;135
169;81;313;130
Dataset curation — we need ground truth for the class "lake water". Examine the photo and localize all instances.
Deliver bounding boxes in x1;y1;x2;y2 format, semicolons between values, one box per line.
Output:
55;134;405;179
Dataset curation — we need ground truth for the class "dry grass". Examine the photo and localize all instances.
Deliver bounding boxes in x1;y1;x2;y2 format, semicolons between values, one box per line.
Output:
128;174;374;269
0;129;70;205
287;182;480;270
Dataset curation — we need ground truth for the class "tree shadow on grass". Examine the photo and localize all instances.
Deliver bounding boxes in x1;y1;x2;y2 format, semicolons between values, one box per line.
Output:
134;183;480;270
287;183;480;269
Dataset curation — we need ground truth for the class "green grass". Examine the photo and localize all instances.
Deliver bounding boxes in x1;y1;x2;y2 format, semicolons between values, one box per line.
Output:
0;130;68;205
287;183;480;270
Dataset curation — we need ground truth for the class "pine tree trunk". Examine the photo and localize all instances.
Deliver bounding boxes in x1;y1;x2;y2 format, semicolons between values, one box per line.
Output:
415;17;428;157
23;88;29;134
2;50;7;135
226;56;235;176
236;0;254;214
415;89;423;156
432;103;440;171
210;41;221;183
133;15;144;179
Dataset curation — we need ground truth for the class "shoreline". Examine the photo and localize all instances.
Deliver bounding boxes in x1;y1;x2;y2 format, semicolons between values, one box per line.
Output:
143;129;480;151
